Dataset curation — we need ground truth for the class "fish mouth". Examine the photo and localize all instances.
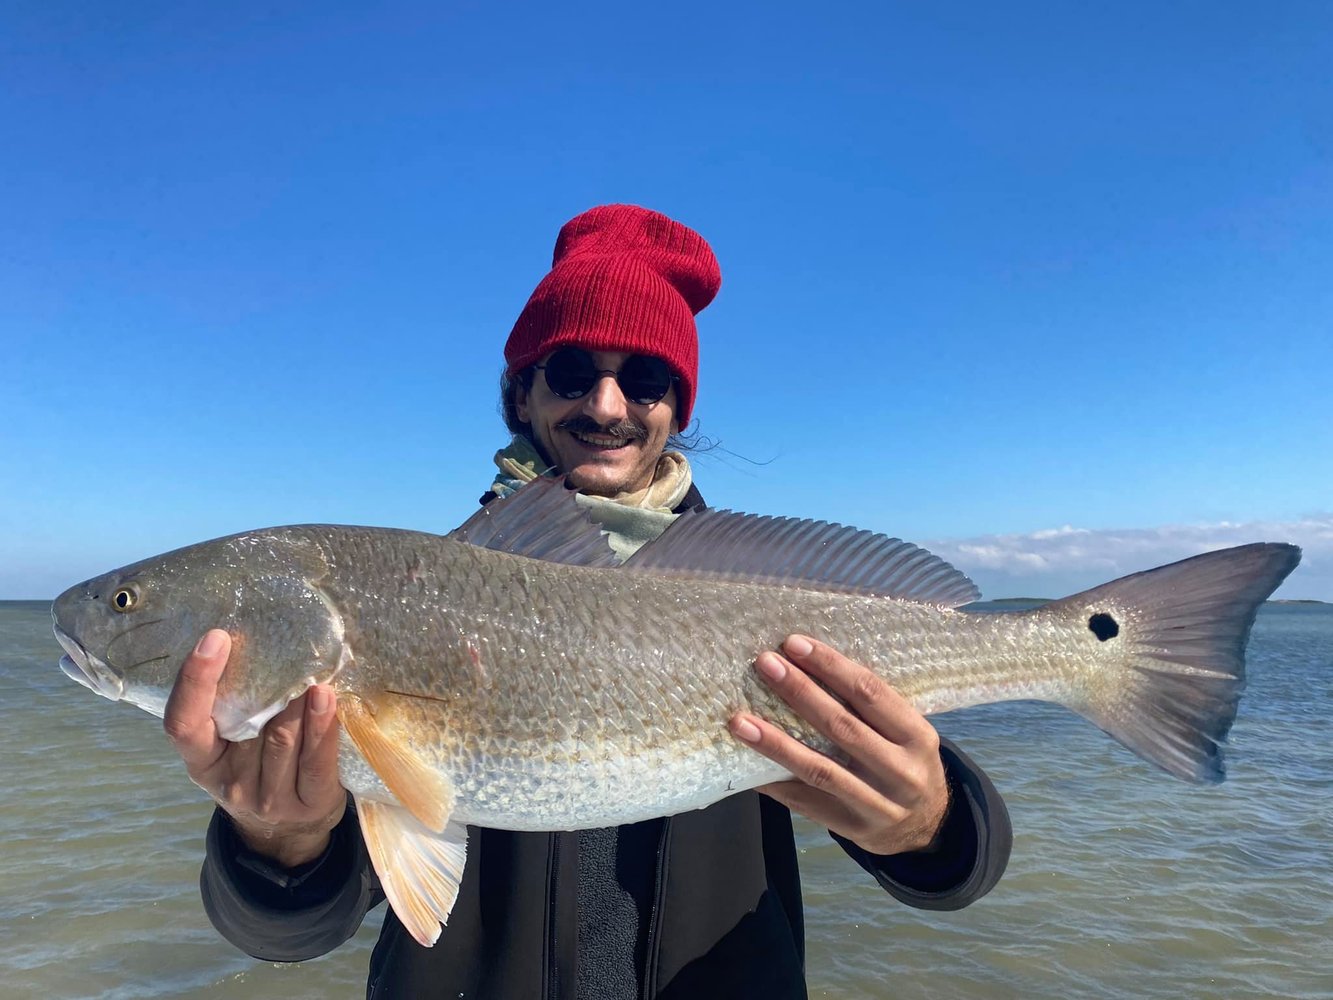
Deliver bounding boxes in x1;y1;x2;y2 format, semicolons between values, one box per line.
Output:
53;621;125;702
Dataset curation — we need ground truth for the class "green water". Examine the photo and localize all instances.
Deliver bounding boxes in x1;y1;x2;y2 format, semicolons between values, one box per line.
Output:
2;602;1330;998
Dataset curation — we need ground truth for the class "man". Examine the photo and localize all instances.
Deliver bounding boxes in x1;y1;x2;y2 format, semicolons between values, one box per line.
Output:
165;205;1011;998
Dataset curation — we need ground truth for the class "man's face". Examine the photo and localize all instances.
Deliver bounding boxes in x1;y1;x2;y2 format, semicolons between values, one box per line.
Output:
515;349;679;497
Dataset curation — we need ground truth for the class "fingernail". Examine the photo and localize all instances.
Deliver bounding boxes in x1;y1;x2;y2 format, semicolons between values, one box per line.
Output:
309;687;331;715
194;631;225;658
755;653;786;683
784;634;814;658
731;717;761;743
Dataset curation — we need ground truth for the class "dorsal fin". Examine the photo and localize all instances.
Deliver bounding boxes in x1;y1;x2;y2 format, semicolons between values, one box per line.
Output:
449;476;619;567
623;507;980;607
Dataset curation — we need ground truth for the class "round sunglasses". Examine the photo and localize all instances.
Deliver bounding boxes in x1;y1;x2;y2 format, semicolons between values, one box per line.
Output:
534;348;677;405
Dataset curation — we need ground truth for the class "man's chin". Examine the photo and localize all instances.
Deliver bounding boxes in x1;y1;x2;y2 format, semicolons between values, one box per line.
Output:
563;461;645;497
565;470;626;496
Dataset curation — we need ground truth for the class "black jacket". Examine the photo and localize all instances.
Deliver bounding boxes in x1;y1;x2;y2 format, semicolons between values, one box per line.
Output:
199;485;1012;998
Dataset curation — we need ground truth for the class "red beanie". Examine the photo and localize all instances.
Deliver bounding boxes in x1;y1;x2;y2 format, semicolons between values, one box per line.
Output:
504;204;721;429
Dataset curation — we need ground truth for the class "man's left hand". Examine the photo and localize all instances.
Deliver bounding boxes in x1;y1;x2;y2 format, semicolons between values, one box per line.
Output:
728;634;949;856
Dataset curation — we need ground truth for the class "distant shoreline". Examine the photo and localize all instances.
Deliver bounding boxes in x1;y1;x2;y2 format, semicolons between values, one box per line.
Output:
2;597;1328;606
978;597;1329;607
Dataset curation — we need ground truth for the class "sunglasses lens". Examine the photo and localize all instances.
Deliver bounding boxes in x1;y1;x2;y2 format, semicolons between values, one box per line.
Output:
619;355;673;404
542;349;597;398
538;350;674;404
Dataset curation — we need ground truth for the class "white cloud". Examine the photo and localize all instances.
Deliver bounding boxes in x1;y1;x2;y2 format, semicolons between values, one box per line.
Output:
1028;525;1091;541
927;515;1333;602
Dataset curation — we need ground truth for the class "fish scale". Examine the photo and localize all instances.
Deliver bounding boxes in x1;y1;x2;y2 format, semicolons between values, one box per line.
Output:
313;545;1163;829
51;477;1300;947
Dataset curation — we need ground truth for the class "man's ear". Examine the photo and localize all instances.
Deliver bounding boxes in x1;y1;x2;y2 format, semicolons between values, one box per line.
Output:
514;382;531;424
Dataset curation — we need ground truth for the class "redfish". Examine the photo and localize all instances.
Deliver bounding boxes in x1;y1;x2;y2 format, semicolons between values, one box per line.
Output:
52;478;1299;945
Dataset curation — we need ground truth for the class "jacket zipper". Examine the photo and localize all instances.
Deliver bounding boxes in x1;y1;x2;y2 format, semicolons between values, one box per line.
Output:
639;818;674;999
545;831;562;1000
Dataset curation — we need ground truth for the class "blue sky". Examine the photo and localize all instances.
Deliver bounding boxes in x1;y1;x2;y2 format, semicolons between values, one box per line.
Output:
4;2;1331;600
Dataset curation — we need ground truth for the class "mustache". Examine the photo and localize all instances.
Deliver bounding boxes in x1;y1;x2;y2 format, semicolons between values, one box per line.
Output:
556;416;648;442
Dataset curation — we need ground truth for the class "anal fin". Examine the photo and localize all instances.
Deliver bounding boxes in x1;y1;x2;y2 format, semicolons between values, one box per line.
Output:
355;797;469;947
338;693;453;831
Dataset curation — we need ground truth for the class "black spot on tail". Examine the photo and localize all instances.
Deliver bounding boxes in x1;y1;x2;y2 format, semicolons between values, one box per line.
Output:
1089;612;1119;641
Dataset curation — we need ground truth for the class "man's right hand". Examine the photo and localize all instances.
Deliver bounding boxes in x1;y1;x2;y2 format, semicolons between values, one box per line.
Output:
163;629;348;868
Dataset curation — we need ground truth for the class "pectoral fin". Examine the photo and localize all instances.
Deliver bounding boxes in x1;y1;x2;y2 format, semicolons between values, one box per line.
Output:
355;797;469;947
337;693;453;830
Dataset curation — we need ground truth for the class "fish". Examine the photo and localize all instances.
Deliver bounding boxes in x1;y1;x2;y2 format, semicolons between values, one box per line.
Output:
51;476;1301;946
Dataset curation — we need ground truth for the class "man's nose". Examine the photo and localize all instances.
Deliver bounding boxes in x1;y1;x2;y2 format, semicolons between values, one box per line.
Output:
580;372;629;423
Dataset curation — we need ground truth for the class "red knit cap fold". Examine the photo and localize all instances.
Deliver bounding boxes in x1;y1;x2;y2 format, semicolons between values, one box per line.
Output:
504;204;721;428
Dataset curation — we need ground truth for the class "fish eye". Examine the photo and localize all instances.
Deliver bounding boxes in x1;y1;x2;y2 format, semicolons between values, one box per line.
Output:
111;586;140;612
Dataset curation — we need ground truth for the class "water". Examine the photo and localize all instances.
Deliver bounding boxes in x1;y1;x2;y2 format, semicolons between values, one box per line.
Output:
2;601;1330;998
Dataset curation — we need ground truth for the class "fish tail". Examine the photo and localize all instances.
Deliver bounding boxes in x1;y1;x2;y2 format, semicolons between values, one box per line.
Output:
1047;542;1300;783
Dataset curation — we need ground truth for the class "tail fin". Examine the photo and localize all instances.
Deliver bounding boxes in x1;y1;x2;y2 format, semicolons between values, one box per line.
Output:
1048;543;1300;783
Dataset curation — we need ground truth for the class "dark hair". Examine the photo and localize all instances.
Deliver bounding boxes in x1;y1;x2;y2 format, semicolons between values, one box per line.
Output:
499;366;536;438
